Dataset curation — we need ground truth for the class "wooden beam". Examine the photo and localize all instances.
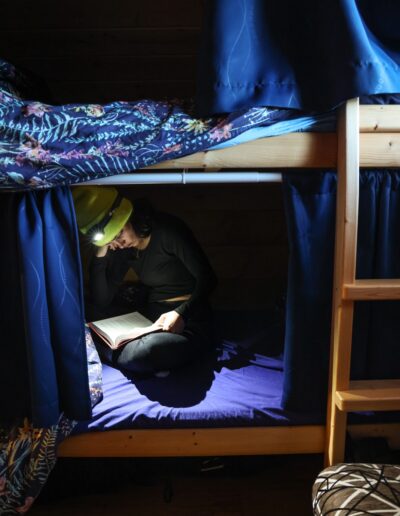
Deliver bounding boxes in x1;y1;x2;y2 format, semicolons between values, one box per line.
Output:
360;105;400;132
360;134;400;167
141;133;400;171
336;380;400;412
343;279;400;300
58;426;326;457
330;97;360;389
145;133;337;169
58;422;400;458
325;98;360;467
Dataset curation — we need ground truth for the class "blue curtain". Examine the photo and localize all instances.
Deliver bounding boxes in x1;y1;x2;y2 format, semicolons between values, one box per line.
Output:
282;170;400;412
0;187;91;427
197;0;400;116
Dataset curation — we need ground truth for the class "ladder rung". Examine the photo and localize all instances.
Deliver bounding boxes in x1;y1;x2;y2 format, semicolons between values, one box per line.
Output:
336;380;400;412
343;279;400;300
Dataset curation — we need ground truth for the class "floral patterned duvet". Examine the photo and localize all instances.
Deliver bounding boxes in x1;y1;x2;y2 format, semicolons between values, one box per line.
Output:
0;59;295;191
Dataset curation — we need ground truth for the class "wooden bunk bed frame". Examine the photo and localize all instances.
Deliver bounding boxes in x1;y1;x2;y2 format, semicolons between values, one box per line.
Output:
58;100;400;465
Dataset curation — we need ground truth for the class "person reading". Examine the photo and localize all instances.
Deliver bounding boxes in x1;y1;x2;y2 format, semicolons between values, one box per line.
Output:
73;186;217;376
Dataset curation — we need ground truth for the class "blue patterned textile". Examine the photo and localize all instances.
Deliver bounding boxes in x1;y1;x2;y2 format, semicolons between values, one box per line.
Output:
0;328;102;515
0;417;76;515
0;59;300;192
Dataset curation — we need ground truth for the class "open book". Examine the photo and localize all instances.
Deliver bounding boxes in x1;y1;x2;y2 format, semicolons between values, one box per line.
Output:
88;311;162;350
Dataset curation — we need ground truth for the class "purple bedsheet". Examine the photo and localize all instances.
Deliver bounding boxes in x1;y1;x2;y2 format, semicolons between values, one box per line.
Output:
73;310;325;433
73;308;400;433
73;346;324;433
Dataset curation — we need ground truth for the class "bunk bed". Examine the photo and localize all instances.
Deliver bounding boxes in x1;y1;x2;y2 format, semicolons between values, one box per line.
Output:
3;5;400;513
2;75;400;516
56;100;400;465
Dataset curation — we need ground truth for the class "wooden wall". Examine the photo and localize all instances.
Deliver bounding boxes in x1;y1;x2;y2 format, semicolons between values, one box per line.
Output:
2;0;202;104
78;184;289;311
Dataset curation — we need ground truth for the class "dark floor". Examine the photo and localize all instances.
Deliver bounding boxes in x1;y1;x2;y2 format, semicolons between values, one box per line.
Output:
30;454;324;516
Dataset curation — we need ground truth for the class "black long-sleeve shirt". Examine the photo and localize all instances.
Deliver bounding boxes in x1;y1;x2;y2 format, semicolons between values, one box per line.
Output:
89;212;217;320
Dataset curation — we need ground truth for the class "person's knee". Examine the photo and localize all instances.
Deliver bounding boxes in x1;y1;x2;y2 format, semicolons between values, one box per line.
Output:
113;338;153;373
113;332;205;373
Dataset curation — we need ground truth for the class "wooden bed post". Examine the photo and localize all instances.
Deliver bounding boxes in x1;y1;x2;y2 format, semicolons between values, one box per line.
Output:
325;99;400;466
325;98;360;466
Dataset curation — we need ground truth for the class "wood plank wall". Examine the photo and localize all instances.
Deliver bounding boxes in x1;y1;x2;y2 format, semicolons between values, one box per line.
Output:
78;185;289;311
2;0;202;104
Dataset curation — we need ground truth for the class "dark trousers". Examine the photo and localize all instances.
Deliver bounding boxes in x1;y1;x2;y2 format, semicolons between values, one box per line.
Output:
91;300;214;374
113;328;207;374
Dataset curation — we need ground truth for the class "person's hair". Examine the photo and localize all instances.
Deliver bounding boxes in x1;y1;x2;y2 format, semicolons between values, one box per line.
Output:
130;198;155;238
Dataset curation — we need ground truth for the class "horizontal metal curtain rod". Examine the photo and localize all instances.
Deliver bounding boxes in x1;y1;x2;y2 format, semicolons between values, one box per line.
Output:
80;171;283;185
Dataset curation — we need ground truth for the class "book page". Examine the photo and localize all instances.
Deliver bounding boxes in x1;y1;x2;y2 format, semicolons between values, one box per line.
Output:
91;311;154;346
115;322;162;347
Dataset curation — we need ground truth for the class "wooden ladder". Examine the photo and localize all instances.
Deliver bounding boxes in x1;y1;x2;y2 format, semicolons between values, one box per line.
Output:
325;98;400;466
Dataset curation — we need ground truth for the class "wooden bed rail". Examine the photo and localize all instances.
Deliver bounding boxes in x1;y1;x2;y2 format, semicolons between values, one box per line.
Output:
141;133;400;170
140;106;400;171
58;423;400;458
359;105;400;132
59;426;325;458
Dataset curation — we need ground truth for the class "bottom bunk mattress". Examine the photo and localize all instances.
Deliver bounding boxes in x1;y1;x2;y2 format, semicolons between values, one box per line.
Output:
73;309;400;434
74;310;325;433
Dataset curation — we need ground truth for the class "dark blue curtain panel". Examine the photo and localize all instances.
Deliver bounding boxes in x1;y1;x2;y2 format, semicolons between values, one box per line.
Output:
352;171;400;381
282;170;400;412
197;0;400;116
0;187;91;427
282;171;336;412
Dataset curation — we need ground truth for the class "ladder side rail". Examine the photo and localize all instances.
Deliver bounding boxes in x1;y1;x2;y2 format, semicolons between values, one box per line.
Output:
325;98;360;466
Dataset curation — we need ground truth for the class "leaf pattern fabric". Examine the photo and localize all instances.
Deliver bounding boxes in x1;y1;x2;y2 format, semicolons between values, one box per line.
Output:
0;58;295;191
0;328;102;515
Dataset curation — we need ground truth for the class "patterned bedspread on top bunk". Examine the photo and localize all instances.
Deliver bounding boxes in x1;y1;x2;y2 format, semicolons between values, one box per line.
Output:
0;58;335;191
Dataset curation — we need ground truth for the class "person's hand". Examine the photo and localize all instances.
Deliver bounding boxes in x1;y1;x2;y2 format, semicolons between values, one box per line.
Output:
95;240;122;257
155;310;185;334
95;245;109;258
108;240;123;251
